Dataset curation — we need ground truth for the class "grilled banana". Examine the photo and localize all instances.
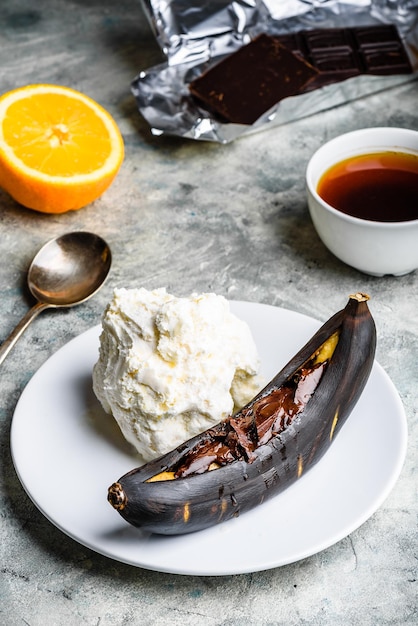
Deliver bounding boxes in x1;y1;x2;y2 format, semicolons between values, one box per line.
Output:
108;293;376;535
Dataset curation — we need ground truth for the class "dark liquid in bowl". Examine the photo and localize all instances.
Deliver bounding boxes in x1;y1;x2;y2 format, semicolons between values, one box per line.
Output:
317;151;418;222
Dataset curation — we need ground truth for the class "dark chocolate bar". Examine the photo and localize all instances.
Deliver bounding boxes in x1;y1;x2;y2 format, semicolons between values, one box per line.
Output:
189;25;412;124
188;34;319;125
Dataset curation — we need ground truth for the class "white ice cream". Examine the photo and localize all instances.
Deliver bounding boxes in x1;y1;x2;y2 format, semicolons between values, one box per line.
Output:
93;287;264;462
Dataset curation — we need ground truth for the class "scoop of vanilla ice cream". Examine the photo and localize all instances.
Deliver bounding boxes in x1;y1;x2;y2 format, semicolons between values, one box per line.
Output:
93;287;264;462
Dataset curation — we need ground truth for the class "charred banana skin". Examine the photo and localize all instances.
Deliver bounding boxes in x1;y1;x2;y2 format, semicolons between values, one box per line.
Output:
108;294;376;535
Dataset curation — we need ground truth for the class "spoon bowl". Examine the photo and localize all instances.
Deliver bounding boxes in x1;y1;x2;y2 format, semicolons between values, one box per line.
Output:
28;231;111;306
0;231;111;366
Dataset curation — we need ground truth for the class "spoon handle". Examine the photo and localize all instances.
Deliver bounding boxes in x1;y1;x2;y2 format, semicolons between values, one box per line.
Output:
0;302;52;366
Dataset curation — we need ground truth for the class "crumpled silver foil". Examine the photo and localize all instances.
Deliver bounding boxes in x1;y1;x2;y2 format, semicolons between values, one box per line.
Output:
133;0;418;142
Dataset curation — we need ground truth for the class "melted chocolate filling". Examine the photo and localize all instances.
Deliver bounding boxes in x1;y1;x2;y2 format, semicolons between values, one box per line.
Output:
173;359;327;478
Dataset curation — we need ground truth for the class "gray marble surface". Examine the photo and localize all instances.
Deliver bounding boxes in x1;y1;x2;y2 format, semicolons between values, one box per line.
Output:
1;1;417;625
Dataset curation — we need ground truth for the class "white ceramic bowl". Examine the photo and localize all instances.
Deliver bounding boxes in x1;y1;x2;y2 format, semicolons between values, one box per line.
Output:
306;127;418;276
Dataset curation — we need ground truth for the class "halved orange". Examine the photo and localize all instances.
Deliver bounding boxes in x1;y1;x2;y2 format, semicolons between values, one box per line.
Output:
0;84;124;213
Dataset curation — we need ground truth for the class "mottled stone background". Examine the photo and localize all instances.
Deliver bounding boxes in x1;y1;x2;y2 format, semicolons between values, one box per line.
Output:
0;1;417;625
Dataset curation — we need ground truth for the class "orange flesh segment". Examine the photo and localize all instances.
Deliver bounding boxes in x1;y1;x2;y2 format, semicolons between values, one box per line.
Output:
3;94;112;176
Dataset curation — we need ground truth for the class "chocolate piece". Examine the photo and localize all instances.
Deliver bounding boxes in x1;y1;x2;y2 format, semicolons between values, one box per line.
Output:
189;34;319;125
294;24;413;89
173;360;327;477
189;25;412;124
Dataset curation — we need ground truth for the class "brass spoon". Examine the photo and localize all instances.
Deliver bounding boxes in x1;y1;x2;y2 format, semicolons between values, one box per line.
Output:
0;231;111;366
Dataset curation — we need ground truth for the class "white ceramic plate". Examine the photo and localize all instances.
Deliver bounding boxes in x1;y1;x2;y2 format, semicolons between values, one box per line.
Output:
11;301;407;576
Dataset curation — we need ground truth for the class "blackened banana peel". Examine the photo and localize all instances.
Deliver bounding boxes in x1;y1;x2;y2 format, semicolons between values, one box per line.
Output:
108;293;376;535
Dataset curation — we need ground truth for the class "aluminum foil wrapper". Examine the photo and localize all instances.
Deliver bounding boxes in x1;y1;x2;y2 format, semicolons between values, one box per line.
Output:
133;0;418;142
